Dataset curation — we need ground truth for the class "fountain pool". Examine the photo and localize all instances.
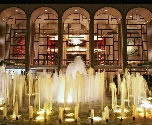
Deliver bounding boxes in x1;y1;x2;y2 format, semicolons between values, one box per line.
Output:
0;56;151;124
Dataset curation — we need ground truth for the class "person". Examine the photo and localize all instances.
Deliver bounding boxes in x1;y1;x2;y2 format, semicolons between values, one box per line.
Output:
113;74;117;88
21;71;23;75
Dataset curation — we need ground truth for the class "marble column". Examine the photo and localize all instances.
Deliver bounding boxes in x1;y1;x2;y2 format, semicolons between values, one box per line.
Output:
58;14;63;71
121;15;127;73
0;21;6;61
89;14;94;68
25;15;32;72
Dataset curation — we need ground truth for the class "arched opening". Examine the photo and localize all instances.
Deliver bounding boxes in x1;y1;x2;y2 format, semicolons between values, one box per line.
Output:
62;7;90;66
31;7;58;69
94;7;122;72
0;7;27;66
126;7;152;74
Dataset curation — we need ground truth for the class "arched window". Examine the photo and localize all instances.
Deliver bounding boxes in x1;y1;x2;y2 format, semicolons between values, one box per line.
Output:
1;7;27;66
31;7;58;66
62;7;90;66
94;7;122;68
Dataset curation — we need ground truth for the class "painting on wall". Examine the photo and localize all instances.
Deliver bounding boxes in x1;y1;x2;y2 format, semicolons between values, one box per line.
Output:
12;35;25;57
127;38;139;57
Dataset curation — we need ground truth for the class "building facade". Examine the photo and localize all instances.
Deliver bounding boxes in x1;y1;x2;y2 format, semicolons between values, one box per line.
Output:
0;4;152;74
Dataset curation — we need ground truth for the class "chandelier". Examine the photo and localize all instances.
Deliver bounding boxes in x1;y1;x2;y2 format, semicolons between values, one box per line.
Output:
68;39;82;45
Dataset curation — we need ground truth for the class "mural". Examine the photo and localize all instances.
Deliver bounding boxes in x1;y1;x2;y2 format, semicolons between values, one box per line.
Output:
127;38;139;57
13;35;25;57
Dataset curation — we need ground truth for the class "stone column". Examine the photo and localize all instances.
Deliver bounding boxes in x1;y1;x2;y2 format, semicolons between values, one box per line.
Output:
25;14;32;72
118;24;121;67
58;13;63;71
0;21;6;61
121;15;127;73
30;23;35;65
89;14;94;68
147;20;152;61
147;20;152;74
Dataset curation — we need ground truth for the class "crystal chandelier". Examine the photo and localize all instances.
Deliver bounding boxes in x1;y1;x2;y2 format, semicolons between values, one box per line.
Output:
68;39;82;45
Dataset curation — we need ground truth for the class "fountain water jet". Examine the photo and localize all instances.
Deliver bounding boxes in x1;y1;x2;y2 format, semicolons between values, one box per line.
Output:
88;67;94;110
100;71;105;110
3;104;7;119
117;73;121;96
126;72;131;106
18;74;25;108
12;72;19;106
0;57;152;123
109;81;117;110
66;56;87;80
104;106;109;122
29;106;33;120
120;78;127;106
131;72;149;105
27;71;33;109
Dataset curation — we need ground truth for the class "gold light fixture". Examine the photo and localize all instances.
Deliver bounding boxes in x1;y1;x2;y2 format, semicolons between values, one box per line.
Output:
68;39;82;45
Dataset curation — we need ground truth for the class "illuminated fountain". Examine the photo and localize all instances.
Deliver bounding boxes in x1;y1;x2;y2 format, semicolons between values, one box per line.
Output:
18;74;25;108
11;101;21;120
109;80;117;110
0;56;152;124
0;65;5;102
120;77;127;106
3;104;7;120
36;70;53;121
50;56;105;104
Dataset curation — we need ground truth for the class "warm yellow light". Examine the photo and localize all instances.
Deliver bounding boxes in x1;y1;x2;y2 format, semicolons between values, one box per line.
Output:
141;100;150;104
0;98;4;105
10;115;21;119
117;116;125;119
93;116;102;121
141;103;152;109
88;116;102;121
37;109;45;115
94;49;105;52
36;116;44;121
136;107;143;112
64;107;71;110
65;118;75;122
114;108;129;113
147;97;152;100
26;93;38;96
124;99;130;102
138;112;148;117
140;100;152;109
65;113;74;117
0;107;3;110
69;39;82;45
